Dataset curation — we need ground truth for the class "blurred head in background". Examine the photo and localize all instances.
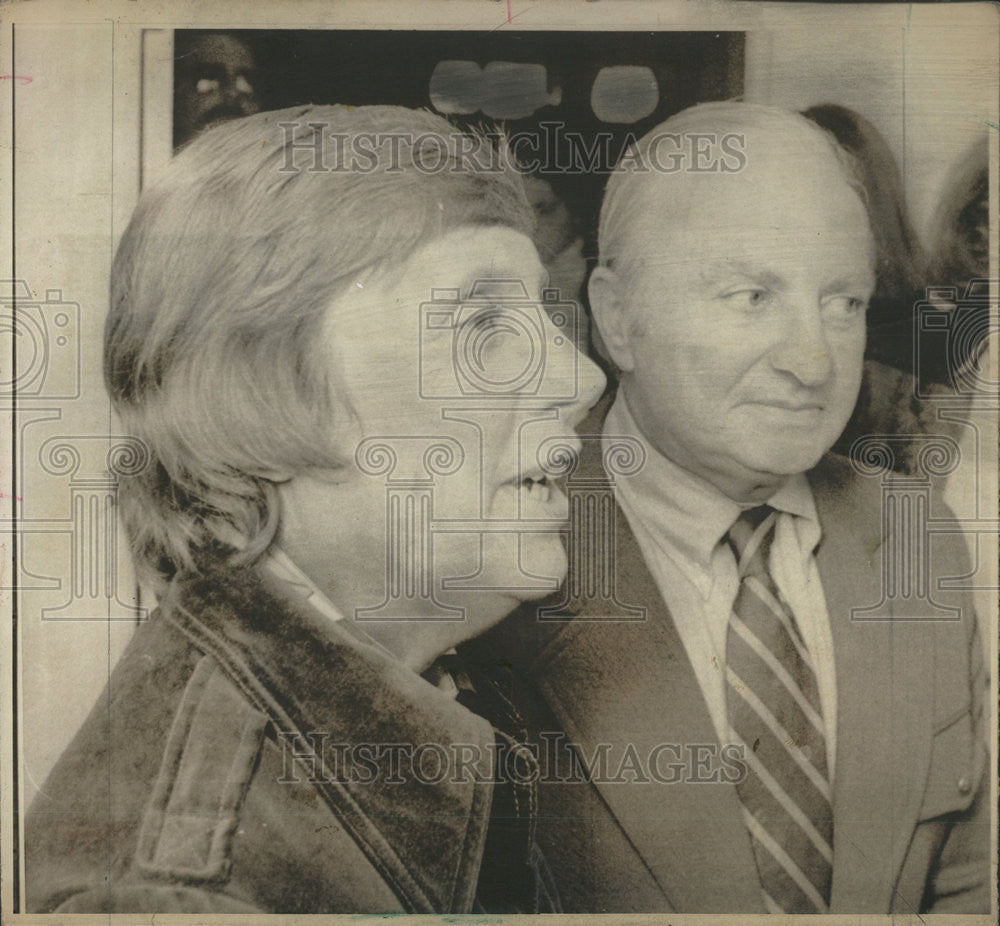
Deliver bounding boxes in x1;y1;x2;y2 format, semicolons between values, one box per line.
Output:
524;174;591;355
803;103;929;374
174;31;261;149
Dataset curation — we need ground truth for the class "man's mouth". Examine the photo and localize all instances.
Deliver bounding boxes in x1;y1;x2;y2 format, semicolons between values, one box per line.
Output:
749;399;824;412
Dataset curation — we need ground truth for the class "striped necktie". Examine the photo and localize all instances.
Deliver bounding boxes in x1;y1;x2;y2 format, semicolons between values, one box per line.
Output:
725;506;833;914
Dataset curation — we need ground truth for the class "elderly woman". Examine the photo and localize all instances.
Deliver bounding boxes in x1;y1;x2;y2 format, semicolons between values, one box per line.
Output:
25;105;605;914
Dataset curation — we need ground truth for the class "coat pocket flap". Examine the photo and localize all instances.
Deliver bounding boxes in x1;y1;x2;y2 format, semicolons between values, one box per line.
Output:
918;706;985;821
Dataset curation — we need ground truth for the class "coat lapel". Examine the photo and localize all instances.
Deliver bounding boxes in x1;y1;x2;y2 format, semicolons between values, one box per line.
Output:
534;495;764;912
811;460;935;913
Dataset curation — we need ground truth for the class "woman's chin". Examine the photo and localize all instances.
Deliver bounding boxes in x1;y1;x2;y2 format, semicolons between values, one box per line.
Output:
511;534;569;601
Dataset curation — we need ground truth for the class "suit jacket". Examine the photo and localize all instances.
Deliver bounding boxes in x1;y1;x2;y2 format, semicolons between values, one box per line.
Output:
25;556;556;914
466;432;991;914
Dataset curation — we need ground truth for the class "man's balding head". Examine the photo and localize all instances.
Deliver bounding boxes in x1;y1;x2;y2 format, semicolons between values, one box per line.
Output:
597;101;869;287
589;102;876;502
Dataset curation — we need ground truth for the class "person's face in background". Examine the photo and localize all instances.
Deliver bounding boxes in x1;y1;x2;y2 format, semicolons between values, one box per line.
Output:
174;34;261;148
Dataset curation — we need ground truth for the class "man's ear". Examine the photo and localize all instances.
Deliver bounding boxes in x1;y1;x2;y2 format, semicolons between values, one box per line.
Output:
588;265;635;373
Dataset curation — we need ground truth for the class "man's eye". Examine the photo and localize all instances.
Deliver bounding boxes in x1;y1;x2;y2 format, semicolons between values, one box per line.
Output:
822;294;868;318
235;75;254;95
724;289;771;311
195;78;220;94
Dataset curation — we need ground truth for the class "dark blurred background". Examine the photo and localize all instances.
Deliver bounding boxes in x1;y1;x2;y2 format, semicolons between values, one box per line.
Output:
173;29;744;260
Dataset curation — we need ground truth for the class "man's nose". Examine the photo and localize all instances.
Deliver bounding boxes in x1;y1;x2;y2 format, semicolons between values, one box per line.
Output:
223;77;253;107
769;306;834;388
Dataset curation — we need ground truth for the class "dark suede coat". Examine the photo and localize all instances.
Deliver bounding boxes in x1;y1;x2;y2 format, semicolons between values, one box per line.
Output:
25;559;555;914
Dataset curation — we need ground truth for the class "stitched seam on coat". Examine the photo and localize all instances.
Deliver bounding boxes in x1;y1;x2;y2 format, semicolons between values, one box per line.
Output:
134;656;268;883
164;603;433;913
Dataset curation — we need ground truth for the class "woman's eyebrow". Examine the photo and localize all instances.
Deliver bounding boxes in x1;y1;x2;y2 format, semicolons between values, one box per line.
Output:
460;268;548;300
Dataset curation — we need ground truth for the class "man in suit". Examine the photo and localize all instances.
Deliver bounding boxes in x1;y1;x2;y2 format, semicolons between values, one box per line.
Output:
25;104;605;913
469;101;991;914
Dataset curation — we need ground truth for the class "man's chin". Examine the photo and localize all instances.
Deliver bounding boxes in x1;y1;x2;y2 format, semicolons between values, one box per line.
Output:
749;444;829;479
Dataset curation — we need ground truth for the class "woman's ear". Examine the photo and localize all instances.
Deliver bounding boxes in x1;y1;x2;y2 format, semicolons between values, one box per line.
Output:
588;265;636;373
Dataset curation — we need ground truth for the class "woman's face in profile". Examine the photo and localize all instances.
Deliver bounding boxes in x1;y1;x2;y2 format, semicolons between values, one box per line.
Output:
277;224;606;644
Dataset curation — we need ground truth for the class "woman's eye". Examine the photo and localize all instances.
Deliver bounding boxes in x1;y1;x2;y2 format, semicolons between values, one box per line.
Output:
466;306;505;331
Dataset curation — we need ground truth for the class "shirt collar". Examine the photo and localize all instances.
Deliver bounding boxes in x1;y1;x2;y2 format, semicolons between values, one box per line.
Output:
768;471;823;567
262;546;345;624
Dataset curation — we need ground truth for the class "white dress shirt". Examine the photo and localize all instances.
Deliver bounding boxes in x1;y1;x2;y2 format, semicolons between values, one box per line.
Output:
604;395;838;778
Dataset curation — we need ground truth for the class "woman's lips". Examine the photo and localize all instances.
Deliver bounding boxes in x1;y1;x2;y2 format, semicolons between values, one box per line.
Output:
520;475;552;503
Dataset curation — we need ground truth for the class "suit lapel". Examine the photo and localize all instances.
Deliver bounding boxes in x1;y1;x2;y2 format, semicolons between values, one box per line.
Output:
812;461;935;913
534;498;764;912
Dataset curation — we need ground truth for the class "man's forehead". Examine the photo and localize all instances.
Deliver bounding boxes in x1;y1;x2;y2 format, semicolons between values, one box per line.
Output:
624;190;875;287
631;224;875;273
630;154;866;241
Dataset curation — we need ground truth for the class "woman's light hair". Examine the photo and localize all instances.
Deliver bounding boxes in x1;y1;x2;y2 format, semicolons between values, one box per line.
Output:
597;100;872;283
107;104;532;590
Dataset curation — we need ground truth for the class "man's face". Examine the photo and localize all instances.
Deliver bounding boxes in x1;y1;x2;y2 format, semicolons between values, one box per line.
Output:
174;35;260;147
278;226;606;635
615;150;875;499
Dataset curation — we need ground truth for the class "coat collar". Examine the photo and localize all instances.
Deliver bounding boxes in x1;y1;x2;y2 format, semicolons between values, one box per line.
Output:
160;559;496;914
